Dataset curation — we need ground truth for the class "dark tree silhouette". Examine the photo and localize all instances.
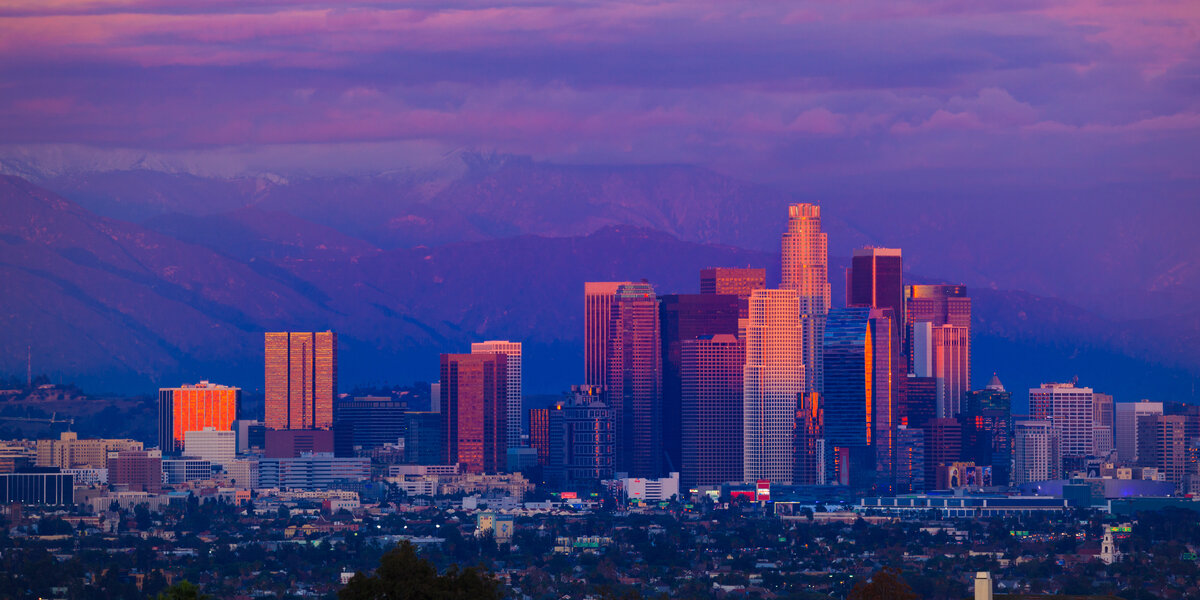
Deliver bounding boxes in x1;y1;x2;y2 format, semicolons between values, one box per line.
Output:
156;580;210;600
339;541;504;600
847;566;920;600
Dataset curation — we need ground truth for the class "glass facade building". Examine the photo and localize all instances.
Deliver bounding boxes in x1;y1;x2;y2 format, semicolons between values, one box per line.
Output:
680;334;744;488
605;282;663;478
441;353;508;474
660;293;739;474
265;331;337;430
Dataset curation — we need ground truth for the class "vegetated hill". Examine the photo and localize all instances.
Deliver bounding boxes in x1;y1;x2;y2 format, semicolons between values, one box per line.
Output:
0;176;1196;406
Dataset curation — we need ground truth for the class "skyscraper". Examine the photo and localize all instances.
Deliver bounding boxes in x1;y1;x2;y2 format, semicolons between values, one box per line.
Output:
546;385;614;489
823;307;873;450
780;203;829;395
1013;420;1061;485
700;267;767;320
660;294;739;473
924;418;962;491
962;374;1013;486
606;282;663;477
901;375;939;429
794;392;826;485
265;331;337;430
471;340;523;451
1137;414;1187;485
1092;392;1115;457
1029;382;1095;461
681;334;744;488
743;289;804;484
441;353;508;474
1114;400;1164;462
869;308;901;492
895;426;925;493
585;282;634;387
904;285;970;411
403;412;443;465
158;381;240;454
848;247;904;343
529;408;550;466
912;322;971;418
904;284;971;340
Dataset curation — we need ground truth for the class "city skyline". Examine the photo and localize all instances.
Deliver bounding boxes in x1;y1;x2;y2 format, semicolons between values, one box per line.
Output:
1;3;1198;598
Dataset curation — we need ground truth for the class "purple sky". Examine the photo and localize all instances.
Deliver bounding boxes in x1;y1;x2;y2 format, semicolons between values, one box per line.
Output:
1;0;1198;186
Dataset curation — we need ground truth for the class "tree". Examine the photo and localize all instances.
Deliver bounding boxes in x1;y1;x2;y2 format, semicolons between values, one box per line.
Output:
847;566;919;600
157;580;210;600
339;541;504;600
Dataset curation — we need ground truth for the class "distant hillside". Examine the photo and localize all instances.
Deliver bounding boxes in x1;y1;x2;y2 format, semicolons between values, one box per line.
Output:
0;176;1196;409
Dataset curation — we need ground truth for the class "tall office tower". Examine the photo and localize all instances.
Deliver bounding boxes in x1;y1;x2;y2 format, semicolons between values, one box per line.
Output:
606;282;663;478
962;374;1013;486
901;375;939;430
1029;383;1095;460
700;267;767;321
403;412;443;465
471;341;523;451
585;282;634;386
848;248;905;342
823;306;898;488
440;353;508;474
794;392;827;485
743;289;804;484
265;331;337;430
680;334;744;488
866;308;902;491
924;418;962;490
183;427;236;468
1092;393;1115;456
904;284;971;349
1114;400;1164;462
823;307;873;451
333;397;409;451
429;382;440;413
158;381;240;454
529;408;551;466
1137;414;1187;484
546;385;614;489
905;285;970;413
1013;420;1061;485
661;294;740;473
912;322;971;418
780;203;830;395
895;426;925;493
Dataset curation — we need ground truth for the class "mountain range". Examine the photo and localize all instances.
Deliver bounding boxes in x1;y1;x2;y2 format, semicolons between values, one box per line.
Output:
0;155;1196;411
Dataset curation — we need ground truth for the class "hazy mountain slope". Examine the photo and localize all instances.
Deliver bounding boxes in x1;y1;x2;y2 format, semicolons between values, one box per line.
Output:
1;176;1195;408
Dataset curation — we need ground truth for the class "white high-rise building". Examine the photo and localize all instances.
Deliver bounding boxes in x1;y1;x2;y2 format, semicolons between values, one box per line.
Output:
743;289;804;484
1013;420;1060;485
1029;383;1094;459
183;427;236;468
471;340;523;450
1114;400;1164;462
780;203;829;396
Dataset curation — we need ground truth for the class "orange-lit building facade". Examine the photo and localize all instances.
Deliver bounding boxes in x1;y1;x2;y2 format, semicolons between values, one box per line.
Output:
265;331;337;430
441;353;508;474
158;381;240;454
